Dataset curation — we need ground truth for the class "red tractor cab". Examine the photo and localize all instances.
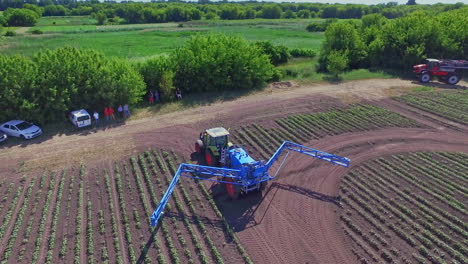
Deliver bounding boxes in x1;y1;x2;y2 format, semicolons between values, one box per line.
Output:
413;59;468;85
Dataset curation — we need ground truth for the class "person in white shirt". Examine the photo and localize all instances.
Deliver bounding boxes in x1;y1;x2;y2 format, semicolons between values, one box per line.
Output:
93;111;99;126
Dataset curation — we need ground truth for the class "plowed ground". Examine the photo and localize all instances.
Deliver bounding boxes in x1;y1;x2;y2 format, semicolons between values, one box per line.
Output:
0;79;467;263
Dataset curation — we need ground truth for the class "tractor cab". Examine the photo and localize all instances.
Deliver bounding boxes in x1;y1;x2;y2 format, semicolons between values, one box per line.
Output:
195;127;232;166
426;59;441;71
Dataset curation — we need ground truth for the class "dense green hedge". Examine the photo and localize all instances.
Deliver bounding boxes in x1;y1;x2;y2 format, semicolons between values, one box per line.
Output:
0;47;146;124
1;35;279;124
319;7;468;72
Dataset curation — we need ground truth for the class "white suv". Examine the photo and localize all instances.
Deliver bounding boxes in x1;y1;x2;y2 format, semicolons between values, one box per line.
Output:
69;109;92;128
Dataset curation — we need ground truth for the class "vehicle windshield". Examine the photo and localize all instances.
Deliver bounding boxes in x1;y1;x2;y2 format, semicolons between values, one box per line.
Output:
77;116;90;121
16;122;33;130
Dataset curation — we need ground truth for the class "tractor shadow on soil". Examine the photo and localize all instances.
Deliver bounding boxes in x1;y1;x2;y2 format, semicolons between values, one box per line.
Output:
213;181;342;233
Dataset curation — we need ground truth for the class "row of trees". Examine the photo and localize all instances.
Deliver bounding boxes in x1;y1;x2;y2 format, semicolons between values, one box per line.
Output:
1;2;465;25
0;35;280;124
319;7;468;75
0;47;146;124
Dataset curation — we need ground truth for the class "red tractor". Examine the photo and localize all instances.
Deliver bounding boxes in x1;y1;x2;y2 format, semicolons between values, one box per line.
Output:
413;59;468;85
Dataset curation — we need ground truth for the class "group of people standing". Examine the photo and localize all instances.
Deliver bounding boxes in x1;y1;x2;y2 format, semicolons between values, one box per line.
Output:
92;104;130;126
147;88;183;104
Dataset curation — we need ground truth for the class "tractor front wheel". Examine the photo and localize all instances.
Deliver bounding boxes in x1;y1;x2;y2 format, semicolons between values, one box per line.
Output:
205;149;218;167
195;140;203;154
419;72;431;83
224;177;241;199
446;74;460;85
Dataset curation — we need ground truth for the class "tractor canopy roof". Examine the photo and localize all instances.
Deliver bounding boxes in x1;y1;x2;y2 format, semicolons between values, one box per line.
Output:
206;127;229;138
426;58;441;62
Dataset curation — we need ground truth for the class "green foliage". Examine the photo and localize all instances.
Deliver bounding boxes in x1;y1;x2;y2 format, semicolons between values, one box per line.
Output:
171;34;275;93
31;29;43;34
139;56;175;101
297;10;310;19
0;54;38;120
327;50;348;77
306;19;337;32
43;5;68;16
260;5;282;19
289;48;316;58
319;7;468;72
255;41;291;66
23;4;44;17
93;11;107;25
4;8;40;26
4;30;16;36
319;22;366;71
0;47;145;124
0;15;6;27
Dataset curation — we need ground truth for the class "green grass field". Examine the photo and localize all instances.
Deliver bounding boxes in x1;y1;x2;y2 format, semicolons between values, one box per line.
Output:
0;16;388;81
1;17;324;59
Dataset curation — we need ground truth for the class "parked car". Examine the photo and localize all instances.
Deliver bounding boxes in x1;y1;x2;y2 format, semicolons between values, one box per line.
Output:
0;131;7;143
68;109;92;128
0;120;42;139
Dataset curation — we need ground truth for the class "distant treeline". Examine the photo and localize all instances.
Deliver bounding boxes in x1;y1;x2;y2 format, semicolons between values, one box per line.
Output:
0;1;466;25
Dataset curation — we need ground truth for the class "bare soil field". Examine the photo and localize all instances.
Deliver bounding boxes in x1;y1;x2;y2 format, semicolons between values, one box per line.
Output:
0;78;467;264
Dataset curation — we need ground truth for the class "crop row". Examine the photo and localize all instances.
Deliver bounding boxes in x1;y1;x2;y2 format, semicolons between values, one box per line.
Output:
397;93;468;124
74;166;85;264
103;170;123;264
114;163;137;263
170;151;254;264
46;170;66;264
339;152;467;264
0;176;37;264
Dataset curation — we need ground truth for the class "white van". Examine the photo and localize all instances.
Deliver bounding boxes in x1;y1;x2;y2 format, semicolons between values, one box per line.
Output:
69;109;92;128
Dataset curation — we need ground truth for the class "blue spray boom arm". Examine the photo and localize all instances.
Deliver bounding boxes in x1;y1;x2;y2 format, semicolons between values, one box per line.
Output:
150;164;242;226
150;141;350;226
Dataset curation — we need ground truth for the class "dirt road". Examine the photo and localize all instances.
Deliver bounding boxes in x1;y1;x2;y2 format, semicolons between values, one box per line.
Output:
1;78;466;175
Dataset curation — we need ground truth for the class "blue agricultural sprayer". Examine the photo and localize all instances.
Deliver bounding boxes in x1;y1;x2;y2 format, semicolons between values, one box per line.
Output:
150;127;350;226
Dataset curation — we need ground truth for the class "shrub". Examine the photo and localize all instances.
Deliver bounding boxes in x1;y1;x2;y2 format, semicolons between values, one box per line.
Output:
31;29;43;35
290;48;316;58
4;8;40;27
5;30;16;36
255;41;291;66
172;34;275;93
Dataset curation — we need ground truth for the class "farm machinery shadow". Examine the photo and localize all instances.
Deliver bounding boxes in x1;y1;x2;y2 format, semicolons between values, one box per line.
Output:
211;181;342;233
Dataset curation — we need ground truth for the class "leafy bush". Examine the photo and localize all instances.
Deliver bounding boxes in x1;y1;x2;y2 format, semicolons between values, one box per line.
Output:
4;8;40;26
290;48;316;58
172;34;275;93
306;19;337;32
255;41;291;66
31;29;43;35
139;56;175;101
4;30;16;36
0;47;145;124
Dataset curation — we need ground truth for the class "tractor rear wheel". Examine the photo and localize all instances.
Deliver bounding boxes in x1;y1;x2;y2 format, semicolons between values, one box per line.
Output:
446;74;460;85
419;72;431;83
224;177;241;199
205;149;218;167
195;140;203;154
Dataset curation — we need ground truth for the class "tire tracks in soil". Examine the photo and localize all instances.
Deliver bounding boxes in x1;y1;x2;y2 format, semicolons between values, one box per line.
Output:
36;172;61;263
0;176;32;255
108;162;129;264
